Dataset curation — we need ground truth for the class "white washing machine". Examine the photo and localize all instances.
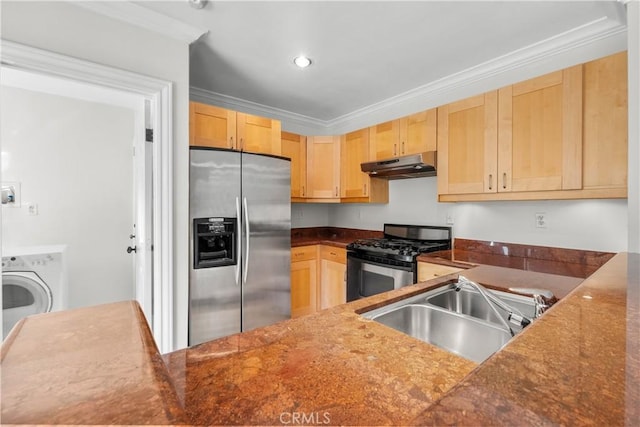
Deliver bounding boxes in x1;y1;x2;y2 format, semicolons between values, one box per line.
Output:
2;246;68;339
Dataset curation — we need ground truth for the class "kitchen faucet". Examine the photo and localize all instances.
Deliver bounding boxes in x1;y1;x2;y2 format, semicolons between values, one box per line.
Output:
508;287;557;317
455;276;533;336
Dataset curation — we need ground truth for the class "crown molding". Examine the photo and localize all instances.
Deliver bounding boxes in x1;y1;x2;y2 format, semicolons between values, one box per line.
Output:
71;1;208;44
190;13;627;135
1;40;170;94
189;86;329;135
326;15;627;134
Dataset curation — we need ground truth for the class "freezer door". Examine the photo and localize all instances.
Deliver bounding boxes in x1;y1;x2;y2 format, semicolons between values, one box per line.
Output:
241;153;291;332
189;148;242;346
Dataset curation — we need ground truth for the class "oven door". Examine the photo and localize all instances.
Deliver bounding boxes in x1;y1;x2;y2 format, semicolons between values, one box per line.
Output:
346;253;415;301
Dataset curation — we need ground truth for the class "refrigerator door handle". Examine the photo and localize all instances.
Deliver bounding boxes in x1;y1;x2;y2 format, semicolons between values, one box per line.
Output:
235;196;241;285
243;197;250;284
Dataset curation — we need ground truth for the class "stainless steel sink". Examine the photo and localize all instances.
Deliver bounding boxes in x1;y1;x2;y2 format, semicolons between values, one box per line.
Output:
371;304;512;363
362;280;544;363
425;285;537;330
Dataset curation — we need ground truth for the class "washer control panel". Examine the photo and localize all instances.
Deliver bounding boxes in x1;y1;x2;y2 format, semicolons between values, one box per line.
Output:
2;255;54;269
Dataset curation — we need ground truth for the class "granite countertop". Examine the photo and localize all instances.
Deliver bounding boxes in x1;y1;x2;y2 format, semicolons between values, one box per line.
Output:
415;253;639;426
1;254;637;425
163;300;476;425
290;226;382;248
0;301;187;425
419;238;615;279
291;236;354;248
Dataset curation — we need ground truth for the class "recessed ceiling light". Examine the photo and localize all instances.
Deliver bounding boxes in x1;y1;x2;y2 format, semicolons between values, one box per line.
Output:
189;0;208;10
293;56;312;68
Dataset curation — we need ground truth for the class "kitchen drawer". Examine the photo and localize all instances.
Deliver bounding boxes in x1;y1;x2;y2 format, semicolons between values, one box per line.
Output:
291;245;317;262
417;262;463;282
319;246;346;264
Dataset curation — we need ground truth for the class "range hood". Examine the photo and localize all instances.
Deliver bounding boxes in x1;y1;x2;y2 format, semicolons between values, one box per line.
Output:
361;151;437;179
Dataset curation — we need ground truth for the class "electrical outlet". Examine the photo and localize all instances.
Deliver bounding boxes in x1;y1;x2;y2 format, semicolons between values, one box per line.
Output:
27;203;39;216
446;213;454;225
535;212;546;228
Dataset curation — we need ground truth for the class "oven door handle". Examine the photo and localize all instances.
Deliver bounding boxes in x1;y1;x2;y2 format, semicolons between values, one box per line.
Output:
349;255;416;300
361;262;406;275
350;254;413;272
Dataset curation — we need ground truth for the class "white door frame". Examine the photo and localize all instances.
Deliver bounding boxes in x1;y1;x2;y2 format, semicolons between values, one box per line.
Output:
1;40;174;352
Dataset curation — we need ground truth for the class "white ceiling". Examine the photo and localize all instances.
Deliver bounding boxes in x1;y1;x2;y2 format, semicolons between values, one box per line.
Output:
134;1;626;128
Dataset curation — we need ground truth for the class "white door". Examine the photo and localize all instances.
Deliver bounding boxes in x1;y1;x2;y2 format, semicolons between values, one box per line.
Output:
133;100;154;325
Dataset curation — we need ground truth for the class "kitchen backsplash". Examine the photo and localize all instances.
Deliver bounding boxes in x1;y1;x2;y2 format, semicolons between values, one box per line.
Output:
293;177;628;253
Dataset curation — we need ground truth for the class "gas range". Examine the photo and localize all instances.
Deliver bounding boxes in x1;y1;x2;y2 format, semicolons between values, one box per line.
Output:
346;238;449;263
346;224;452;302
346;224;452;263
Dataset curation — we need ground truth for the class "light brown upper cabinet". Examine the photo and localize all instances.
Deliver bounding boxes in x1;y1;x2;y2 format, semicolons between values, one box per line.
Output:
237;112;281;156
369;120;401;160
281;131;307;201
582;51;627;194
439;66;582;198
369;109;437;161
306;136;341;201
399;109;437;156
189;102;281;156
340;128;389;203
497;65;583;193
437;92;498;195
190;102;236;149
438;52;626;202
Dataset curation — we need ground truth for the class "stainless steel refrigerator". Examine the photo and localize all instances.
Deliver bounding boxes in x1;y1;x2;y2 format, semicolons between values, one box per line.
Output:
189;147;291;346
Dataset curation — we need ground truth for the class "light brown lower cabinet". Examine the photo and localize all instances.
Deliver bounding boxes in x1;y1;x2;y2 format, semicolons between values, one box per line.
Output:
290;245;346;318
290;246;318;318
417;262;464;282
318;246;347;310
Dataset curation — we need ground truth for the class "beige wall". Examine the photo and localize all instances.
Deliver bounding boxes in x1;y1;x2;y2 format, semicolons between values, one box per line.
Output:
1;0;191;349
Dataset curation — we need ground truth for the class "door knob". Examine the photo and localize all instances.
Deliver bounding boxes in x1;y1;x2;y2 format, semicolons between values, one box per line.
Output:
127;246;137;254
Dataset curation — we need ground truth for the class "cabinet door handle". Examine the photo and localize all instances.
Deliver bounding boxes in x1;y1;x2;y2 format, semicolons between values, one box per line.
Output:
302;185;305;197
240;138;244;151
330;252;337;256
393;143;397;156
488;174;493;190
230;136;234;149
363;183;367;194
335;187;338;197
402;141;405;154
503;172;507;189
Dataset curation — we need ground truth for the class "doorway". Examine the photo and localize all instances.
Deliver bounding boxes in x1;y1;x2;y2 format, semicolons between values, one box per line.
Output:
1;71;143;310
0;40;174;352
